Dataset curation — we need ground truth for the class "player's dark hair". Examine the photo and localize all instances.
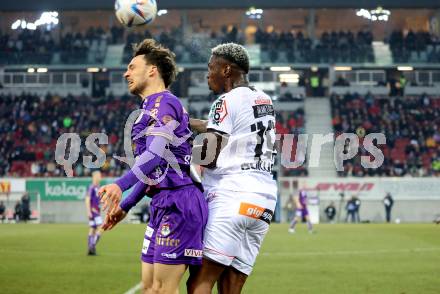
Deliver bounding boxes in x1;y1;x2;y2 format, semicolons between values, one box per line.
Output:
132;39;177;88
211;43;250;74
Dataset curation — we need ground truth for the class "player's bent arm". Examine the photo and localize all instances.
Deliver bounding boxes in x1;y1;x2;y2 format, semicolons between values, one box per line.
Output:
119;181;148;213
189;118;208;133
192;130;228;169
115;134;170;192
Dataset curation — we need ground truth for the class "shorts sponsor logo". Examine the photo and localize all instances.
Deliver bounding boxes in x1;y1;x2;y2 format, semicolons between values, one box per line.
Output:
161;253;177;259
156;237;180;247
160;223;171;237
145;226;154;238
239;202;274;224
184;249;203;258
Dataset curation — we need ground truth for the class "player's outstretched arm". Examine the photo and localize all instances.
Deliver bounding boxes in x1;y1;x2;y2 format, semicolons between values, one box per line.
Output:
115;134;169;190
120;181;148;212
189;118;208;133
99;131;170;213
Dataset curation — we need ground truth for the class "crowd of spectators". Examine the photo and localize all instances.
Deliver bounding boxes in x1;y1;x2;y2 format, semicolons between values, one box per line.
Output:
256;29;374;63
58;27;108;64
331;92;440;176
3;91;440;178
0;29;55;64
0;93;138;177
1;25;378;65
8;26;440;65
276;108;308;176
0;27;108;65
5;24;440;65
388;30;440;63
122;25;242;64
122;28;375;64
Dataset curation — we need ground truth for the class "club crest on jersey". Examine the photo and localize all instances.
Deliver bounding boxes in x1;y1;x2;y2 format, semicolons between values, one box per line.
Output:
210;97;228;125
153;166;163;178
160;223;171;237
150;108;158;118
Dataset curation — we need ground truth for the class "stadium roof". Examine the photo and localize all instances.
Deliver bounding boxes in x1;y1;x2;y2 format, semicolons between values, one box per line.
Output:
1;0;440;11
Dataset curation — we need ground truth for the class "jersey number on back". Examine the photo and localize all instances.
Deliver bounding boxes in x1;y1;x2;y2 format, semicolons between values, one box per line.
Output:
250;120;276;161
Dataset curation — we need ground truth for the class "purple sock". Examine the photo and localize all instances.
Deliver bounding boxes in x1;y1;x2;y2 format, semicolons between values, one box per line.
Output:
88;235;93;250
307;220;313;231
94;233;101;246
290;219;297;229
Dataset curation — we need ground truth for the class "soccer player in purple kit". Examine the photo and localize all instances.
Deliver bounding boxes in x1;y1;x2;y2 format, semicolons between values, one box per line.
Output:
288;189;314;233
85;170;103;255
98;39;208;294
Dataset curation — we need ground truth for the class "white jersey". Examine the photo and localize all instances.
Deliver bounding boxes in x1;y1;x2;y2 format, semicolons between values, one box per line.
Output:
203;86;277;196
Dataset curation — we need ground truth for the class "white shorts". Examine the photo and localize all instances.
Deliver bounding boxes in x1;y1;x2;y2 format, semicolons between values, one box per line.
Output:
89;216;103;228
203;187;277;275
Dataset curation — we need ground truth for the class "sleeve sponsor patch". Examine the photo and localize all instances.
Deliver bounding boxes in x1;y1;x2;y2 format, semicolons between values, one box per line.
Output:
252;104;274;118
210;98;228;125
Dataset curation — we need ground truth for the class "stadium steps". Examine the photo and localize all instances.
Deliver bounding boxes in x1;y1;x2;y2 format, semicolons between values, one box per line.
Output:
372;41;392;65
104;44;125;67
304;97;337;177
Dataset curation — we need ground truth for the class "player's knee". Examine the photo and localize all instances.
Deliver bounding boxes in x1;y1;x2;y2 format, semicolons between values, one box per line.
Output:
150;279;169;294
141;279;153;293
186;278;213;294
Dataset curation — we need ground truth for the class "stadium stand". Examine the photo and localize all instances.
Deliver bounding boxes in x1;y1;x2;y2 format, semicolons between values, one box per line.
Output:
330;92;440;176
387;30;440;63
0;13;439;180
256;29;374;63
0;27;108;65
0;93;138;177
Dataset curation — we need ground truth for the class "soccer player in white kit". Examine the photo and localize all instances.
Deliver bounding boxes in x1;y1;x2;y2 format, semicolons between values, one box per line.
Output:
188;43;277;294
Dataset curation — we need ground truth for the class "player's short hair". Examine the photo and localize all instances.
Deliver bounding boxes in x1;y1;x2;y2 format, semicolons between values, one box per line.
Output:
132;39;177;88
211;43;250;74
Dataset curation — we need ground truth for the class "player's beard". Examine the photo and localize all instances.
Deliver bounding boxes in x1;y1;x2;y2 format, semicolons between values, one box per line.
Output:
129;82;142;96
208;80;222;95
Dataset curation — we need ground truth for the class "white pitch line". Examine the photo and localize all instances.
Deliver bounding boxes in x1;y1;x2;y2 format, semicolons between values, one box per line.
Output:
123;282;142;294
260;247;440;257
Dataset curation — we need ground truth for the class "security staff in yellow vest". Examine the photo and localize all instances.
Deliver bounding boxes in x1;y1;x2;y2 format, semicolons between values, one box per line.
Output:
310;75;320;96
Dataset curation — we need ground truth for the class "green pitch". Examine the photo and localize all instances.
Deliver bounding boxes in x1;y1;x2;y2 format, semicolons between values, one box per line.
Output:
0;223;439;294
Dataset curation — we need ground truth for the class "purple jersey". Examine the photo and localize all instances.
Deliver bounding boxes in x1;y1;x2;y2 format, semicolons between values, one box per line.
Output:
132;90;193;189
298;190;308;208
88;184;100;216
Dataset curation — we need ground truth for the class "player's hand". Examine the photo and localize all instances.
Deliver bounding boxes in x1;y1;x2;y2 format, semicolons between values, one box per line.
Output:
98;184;123;212
297;204;303;210
102;206;127;231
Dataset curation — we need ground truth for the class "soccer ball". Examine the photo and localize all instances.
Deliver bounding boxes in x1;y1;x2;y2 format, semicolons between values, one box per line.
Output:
115;0;157;27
